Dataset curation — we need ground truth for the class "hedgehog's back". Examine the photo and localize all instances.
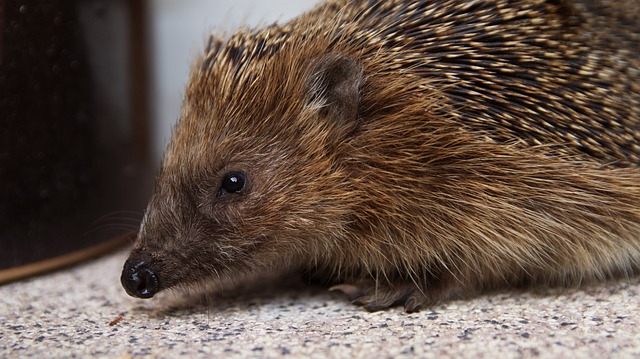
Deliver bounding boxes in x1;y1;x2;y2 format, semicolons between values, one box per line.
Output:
312;0;640;166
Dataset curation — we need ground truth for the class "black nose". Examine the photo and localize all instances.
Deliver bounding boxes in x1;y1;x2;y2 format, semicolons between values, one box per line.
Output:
121;260;160;298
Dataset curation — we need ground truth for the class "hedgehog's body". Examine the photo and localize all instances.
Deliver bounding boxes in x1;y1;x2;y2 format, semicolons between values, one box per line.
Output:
122;0;640;312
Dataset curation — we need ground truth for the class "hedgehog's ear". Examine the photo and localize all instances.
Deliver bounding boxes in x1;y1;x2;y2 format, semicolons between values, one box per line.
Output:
306;54;364;123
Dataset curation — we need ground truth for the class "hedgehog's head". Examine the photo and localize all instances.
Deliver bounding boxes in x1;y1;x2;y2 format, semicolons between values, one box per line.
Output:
121;28;367;298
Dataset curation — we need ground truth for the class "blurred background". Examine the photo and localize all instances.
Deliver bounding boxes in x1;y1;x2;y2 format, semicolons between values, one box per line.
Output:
0;0;319;277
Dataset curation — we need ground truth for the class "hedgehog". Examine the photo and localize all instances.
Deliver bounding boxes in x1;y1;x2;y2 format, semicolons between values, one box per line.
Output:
121;0;640;312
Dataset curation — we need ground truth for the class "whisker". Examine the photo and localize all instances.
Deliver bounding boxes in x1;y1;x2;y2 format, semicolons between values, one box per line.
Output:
82;210;144;237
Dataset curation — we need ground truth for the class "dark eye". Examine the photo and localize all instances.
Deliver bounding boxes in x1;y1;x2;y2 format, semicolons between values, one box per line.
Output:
220;172;247;195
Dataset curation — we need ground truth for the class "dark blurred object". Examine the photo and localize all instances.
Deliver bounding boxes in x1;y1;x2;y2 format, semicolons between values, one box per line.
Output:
0;0;152;273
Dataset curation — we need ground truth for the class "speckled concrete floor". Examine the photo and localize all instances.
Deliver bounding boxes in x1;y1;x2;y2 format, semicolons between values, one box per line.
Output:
1;249;639;358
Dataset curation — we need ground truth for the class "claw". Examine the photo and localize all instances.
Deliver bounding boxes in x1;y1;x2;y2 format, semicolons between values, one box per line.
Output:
330;284;366;301
363;301;388;312
403;296;422;313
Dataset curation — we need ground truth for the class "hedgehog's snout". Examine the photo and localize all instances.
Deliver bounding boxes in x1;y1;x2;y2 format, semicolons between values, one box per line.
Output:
121;259;160;299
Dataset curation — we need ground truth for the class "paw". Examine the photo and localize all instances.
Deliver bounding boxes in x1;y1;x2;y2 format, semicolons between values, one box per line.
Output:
330;281;429;312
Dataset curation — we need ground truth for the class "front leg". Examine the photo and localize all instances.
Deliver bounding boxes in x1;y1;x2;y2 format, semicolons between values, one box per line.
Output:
330;279;423;312
330;273;460;312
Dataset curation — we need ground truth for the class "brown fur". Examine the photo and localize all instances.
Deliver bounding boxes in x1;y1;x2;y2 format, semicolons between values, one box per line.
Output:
123;0;640;312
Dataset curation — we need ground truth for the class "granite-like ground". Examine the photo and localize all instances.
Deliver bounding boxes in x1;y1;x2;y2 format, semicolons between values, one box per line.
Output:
1;249;639;358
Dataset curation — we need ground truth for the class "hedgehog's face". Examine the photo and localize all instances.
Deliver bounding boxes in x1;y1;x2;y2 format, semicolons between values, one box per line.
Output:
121;52;364;298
